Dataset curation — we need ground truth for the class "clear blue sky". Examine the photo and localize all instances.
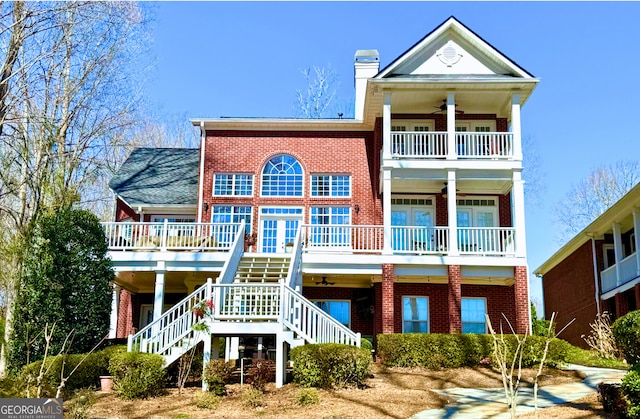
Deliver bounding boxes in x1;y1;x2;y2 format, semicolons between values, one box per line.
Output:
144;1;640;313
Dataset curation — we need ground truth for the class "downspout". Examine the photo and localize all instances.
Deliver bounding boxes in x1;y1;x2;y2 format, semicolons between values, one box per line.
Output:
197;121;206;223
591;236;602;314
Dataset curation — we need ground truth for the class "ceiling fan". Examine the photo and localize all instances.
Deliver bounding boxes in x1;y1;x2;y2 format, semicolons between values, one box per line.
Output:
441;183;466;197
315;276;335;286
431;99;464;115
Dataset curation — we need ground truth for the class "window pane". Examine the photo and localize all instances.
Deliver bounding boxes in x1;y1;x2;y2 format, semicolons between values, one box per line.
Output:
262;155;303;196
462;298;486;334
314;300;349;327
403;297;428;333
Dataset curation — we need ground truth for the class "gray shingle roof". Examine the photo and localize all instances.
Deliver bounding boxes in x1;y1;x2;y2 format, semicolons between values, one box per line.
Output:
109;148;200;206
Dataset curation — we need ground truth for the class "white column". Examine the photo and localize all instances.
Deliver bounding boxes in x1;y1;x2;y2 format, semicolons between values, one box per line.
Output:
275;332;286;388
512;171;527;257
153;261;166;323
447;92;456;160
613;223;623;286
383;168;392;254
634;207;640;275
202;334;211;391
511;93;522;161
447;170;459;256
382;92;391;160
108;284;121;339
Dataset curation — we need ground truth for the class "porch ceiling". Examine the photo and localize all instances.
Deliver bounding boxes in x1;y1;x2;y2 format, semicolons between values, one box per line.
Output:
302;274;374;289
114;271;218;294
387;89;516;118
391;178;512;195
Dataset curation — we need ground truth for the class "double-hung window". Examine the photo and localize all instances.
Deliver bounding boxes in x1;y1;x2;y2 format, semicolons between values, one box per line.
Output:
212;206;252;245
309;207;350;247
310;174;351;197
213;173;253;196
402;296;429;333
461;298;487;334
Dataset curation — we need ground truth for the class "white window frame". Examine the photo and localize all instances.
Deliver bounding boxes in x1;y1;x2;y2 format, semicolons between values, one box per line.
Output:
455;121;497;132
402;296;429;333
603;244;615;269
461;297;487;334
260;154;304;197
312;299;351;328
456;196;498;228
391;120;435;132
211;205;253;233
212;173;254;197
310;174;352;198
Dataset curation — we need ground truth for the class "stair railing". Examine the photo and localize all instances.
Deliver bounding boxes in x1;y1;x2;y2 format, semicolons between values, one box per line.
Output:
127;278;212;356
285;226;303;289
281;284;361;347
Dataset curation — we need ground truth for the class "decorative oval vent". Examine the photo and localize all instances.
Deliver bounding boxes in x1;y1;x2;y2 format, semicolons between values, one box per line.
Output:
437;43;462;67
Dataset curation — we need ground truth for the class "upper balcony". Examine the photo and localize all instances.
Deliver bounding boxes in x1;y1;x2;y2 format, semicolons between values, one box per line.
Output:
390;131;513;160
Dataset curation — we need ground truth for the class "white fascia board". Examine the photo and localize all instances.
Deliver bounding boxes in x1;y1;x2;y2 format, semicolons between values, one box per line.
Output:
190;118;372;131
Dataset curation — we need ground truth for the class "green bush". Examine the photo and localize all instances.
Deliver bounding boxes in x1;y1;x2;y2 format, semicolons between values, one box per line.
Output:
203;359;233;396
296;387;320;406
18;345;126;397
376;333;571;369
246;359;275;392
622;364;640;418
194;391;221;409
612;310;640;365
66;389;96;419
290;343;371;389
360;338;373;351
108;352;166;400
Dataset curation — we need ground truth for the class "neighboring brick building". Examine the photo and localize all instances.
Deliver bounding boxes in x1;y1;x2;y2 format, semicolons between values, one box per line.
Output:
104;17;537;378
535;183;640;348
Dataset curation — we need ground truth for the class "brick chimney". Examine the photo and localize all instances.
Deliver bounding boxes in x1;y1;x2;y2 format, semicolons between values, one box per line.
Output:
354;49;379;120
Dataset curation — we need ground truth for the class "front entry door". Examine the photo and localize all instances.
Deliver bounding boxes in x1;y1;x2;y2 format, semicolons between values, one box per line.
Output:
259;207;303;253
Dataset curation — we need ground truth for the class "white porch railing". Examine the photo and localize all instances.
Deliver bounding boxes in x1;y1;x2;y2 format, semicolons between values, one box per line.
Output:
457;227;516;255
282;284;361;346
601;251;639;293
391;131;448;158
390;226;449;254
102;221;241;251
601;265;617;293
455;132;513;158
302;225;384;254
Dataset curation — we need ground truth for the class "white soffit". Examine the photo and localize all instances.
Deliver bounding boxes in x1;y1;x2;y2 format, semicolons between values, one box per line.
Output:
376;17;533;80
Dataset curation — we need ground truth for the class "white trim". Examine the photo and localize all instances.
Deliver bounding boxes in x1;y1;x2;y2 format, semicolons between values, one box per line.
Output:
391;119;435;132
212;173;254;197
309;174;352;198
402;295;430;333
603;244;615;269
197;121;206;223
455;120;497;132
260;154;305;198
258;206;304;253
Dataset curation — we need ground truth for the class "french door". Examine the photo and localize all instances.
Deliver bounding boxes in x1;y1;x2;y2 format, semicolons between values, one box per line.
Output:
391;206;433;251
259;207;303;253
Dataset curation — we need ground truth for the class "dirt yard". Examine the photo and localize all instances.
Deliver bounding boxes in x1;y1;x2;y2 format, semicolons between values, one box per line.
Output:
83;364;605;418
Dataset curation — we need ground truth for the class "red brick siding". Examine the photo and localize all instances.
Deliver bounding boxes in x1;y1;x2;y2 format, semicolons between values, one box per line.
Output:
448;265;462;334
381;264;395;334
436;193;448;226
302;287;374;337
542;240;598;347
499;193;512;227
463;284;516;332
201;131;381;243
636;284;640;311
514;266;529;334
115;198;139;222
116;289;133;338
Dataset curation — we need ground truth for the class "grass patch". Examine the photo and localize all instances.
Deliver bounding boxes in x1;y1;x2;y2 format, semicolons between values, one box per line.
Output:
565;346;628;369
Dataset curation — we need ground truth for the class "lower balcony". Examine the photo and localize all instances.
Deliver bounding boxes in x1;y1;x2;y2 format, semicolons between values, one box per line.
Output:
102;222;519;258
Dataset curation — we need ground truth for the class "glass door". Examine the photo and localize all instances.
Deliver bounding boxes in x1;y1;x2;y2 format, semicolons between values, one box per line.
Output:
259;207;303;253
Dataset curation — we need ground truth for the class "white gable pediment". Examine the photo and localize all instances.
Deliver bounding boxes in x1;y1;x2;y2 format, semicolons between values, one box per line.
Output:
377;17;533;79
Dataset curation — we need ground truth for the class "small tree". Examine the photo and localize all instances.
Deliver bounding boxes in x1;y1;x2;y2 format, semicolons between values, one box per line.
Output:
8;207;113;371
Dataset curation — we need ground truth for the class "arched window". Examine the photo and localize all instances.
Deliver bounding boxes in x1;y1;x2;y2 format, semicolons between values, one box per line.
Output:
261;154;303;196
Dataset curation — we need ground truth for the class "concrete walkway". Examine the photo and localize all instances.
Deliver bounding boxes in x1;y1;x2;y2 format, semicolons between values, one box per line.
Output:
410;364;626;418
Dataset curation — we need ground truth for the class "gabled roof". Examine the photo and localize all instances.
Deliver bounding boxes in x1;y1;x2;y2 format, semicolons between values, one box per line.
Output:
109;148;200;207
376;16;535;80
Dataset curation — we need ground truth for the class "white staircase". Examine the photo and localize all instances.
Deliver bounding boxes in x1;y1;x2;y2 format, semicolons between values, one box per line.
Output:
234;254;290;283
127;225;360;387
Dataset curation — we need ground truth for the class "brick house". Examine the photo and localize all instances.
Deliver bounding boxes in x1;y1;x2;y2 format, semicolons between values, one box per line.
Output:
105;16;537;387
535;183;640;348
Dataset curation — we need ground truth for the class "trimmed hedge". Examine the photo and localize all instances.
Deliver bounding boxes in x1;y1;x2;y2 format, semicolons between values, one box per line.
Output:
290;343;371;389
622;363;640;419
108;351;166;400
612;310;640;365
19;345;126;397
376;333;572;369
